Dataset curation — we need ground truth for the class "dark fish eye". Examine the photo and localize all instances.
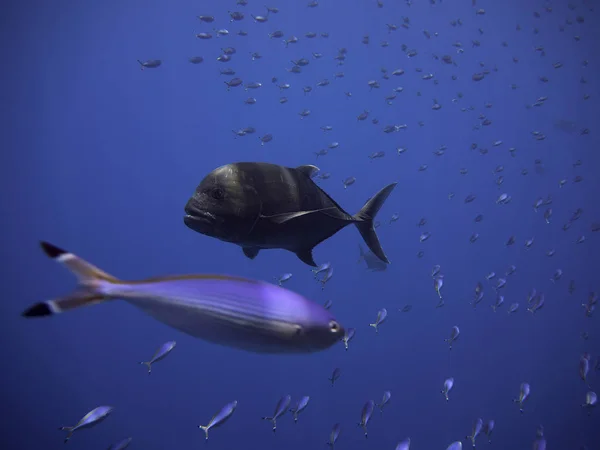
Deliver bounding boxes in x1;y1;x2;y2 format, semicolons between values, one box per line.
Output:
294;325;303;335
211;188;224;200
329;321;340;332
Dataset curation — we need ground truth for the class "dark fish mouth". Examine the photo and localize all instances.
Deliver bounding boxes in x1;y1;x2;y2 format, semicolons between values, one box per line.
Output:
184;210;216;225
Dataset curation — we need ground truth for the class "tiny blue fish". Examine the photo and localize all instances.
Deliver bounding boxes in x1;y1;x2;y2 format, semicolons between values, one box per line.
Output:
342;328;355;350
327;423;341;448
376;391;391;413
59;406;113;443
289;396;310;423
369;308;387;333
262;395;291;432
396;438;411;450
358;400;374;438
139;341;176;374
328;367;341;386
198;401;238;440
107;437;132;450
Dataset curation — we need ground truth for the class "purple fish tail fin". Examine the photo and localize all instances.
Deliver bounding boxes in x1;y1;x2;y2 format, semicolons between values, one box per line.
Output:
353;183;397;264
369;323;378;333
21;241;119;318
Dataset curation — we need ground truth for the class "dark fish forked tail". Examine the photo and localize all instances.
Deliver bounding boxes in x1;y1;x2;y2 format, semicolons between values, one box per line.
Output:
353;183;397;264
21;241;118;318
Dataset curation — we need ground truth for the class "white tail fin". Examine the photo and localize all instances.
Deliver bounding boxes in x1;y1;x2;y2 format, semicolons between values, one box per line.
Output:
22;241;119;318
198;425;209;440
58;426;74;443
139;361;152;374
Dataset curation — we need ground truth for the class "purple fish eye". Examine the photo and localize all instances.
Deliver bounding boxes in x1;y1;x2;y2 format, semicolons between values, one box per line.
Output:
294;325;304;335
329;321;340;332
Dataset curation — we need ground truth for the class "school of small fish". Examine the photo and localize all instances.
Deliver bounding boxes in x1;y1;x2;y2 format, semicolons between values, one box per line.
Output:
22;0;599;449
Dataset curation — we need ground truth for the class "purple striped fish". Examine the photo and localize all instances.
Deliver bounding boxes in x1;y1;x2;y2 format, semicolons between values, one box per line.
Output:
22;242;344;354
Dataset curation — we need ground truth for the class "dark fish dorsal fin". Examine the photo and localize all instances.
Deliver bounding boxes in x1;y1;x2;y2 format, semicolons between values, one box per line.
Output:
295;248;317;267
243;247;260;259
296;164;320;178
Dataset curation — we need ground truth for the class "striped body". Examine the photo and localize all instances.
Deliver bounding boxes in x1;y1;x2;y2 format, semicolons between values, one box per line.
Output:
22;242;344;354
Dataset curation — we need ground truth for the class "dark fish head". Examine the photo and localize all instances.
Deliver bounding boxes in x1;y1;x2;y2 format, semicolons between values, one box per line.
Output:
184;164;261;243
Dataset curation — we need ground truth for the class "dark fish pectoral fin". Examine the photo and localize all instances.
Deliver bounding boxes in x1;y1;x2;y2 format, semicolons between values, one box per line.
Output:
243;247;260;259
353;183;397;264
295;248;317;267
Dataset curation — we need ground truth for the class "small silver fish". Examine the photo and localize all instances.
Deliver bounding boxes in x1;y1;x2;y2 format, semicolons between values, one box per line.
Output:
198;401;238;440
434;275;444;298
358;400;375;438
328;367;341;386
396;438;411;450
290;396;310;423
275;273;293;286
319;267;334;290
327;423;341;448
369;308;388;333
442;377;454;401
376;391;392;413
482;419;495;443
59;406;114;443
445;326;460;349
513;382;530;413
262;395;291;432
139;341;176;374
466;418;483;447
342;327;355;350
107;437;132;450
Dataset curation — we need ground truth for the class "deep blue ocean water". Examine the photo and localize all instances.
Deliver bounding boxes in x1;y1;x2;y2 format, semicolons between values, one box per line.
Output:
3;0;599;449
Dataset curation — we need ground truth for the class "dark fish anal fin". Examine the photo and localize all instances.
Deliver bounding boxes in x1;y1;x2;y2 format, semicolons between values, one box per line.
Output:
295;248;317;267
243;247;260;259
353;183;397;264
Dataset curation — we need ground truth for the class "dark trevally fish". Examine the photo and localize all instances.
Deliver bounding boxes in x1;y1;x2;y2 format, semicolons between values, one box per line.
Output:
358;244;387;271
22;242;344;354
198;401;238;440
107;437;132;450
139;340;176;374
184;162;397;267
59;406;114;443
262;395;291;432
